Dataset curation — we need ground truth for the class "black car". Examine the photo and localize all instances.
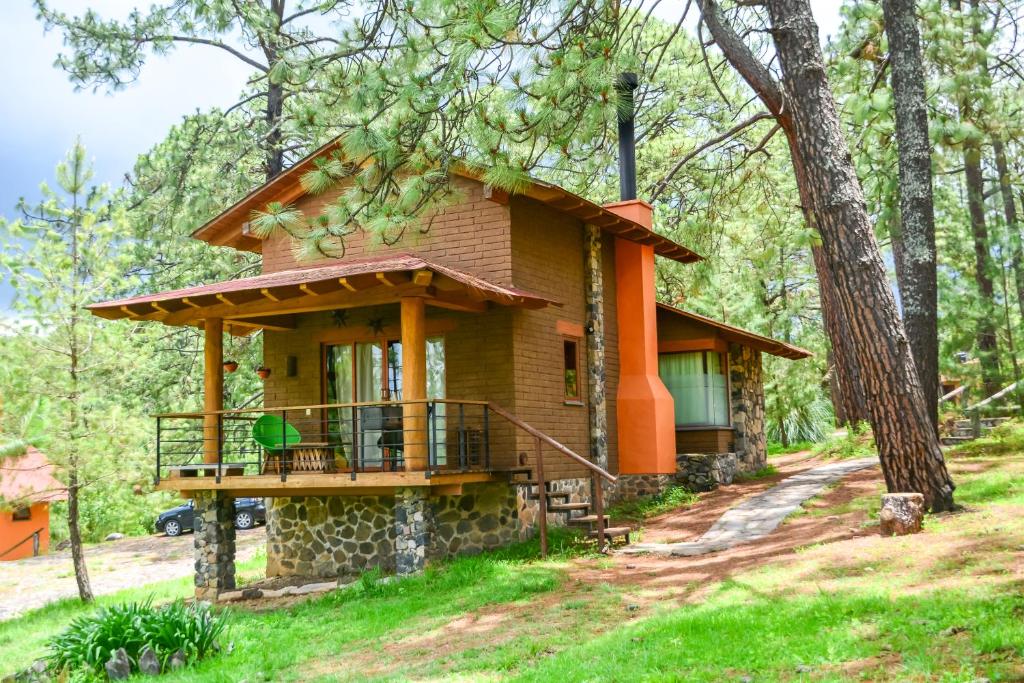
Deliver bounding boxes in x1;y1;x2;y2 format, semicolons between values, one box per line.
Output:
155;498;266;537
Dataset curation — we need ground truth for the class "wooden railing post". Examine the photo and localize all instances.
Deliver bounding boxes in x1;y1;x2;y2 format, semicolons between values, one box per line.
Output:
971;409;982;439
593;474;606;553
535;436;548;558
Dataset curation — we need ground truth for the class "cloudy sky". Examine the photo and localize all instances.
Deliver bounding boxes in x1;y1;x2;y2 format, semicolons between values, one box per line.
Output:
0;1;844;312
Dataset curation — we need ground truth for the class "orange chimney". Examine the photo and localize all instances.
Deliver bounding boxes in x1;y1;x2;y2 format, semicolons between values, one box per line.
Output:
605;200;676;474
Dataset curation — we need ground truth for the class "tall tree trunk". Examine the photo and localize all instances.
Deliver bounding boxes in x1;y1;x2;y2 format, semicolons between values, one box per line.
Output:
68;181;93;602
954;0;1001;397
263;0;286;179
993;136;1024;323
882;0;939;428
815;246;869;426
698;0;955;510
66;468;93;602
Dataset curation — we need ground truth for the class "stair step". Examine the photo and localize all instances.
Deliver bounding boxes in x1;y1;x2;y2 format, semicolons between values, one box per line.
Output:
528;490;570;501
568;514;609;525
547;503;590;513
588;526;632;541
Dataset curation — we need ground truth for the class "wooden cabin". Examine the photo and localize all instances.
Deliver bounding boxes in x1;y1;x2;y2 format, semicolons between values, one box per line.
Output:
0;446;65;561
89;140;808;597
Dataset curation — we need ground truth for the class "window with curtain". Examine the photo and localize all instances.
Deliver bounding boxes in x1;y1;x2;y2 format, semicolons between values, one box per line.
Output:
658;351;730;427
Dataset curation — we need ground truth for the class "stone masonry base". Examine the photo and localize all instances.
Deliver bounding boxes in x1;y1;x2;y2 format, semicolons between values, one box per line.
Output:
193;491;236;600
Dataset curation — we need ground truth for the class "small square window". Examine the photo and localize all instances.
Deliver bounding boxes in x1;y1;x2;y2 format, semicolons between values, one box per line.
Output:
563;339;580;401
12;506;30;522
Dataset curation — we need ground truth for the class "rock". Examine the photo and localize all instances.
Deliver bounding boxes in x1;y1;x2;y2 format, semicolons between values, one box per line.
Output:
941;625;967;637
169;650;186;670
104;648;131;680
138;646;160;676
104;533;125;542
625;564;637;569
969;678;991;683
879;493;925;536
739;677;754;683
795;664;813;673
54;540;71;552
626;604;640;612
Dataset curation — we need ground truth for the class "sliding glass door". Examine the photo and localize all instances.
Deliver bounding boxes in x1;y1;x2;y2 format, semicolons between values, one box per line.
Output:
324;337;446;469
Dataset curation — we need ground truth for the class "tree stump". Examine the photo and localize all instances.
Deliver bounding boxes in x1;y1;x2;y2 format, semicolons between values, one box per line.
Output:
879;493;925;536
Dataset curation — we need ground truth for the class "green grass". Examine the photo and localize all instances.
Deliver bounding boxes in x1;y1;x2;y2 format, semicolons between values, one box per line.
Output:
0;531;586;680
950;419;1024;459
606;485;699;522
767;440;815;457
813;423;877;460
510;585;1024;682
734;464;778;481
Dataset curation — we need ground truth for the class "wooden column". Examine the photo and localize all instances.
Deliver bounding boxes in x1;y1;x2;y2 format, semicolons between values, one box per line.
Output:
401;297;428;471
203;318;224;464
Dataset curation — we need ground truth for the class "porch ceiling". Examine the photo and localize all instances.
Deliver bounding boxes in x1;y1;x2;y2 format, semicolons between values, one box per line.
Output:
88;254;558;334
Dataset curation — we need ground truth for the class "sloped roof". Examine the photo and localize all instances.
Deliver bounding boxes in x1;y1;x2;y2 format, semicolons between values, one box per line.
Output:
190;138;702;264
89;253;557;322
0;446;66;505
657;303;812;360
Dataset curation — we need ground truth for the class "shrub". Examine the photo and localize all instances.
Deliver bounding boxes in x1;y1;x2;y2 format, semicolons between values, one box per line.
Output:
46;600;226;676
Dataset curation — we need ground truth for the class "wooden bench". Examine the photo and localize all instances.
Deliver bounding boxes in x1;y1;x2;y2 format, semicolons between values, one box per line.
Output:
166;463;247;478
261;443;338;474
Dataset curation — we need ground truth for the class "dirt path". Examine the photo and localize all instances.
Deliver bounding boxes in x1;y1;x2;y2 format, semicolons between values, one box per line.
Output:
624;457;878;556
0;528;266;620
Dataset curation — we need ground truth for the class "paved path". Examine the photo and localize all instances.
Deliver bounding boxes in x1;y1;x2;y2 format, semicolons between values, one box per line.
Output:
622;457;878;557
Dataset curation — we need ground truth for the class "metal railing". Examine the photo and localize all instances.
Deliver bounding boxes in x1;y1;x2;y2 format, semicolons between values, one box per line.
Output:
154;399;491;484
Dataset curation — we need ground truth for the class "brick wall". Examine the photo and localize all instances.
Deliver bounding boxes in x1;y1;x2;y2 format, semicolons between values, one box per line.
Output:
508;197;591;481
260;176;513;284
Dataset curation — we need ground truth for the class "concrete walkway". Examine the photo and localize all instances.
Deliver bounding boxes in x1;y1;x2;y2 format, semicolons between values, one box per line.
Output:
622;457;878;557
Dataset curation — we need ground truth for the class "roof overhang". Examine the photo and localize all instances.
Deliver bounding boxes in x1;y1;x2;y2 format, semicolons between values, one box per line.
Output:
190;139;702;264
656;303;812;360
89;254;559;335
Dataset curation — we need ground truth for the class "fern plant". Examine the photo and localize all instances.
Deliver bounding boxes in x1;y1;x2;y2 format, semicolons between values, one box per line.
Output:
46;600;227;676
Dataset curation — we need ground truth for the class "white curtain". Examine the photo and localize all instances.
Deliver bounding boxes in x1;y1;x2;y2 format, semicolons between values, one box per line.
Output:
659;351;730;427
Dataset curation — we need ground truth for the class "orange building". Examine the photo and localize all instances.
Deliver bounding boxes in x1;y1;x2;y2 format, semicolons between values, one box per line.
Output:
0;447;65;561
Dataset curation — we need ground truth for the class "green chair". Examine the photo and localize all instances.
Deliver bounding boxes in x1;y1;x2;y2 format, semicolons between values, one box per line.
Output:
252;414;301;452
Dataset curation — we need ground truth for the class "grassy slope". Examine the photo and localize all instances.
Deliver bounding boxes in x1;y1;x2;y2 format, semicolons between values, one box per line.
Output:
3;442;1023;681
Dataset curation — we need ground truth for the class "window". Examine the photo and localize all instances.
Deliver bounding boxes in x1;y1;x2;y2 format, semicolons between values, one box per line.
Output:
658;351;729;427
563;338;581;402
12;506;30;521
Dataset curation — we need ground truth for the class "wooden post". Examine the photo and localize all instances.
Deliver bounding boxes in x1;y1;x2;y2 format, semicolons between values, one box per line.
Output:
203;318;224;465
401;297;428;471
535;436;548;558
593;474;606;553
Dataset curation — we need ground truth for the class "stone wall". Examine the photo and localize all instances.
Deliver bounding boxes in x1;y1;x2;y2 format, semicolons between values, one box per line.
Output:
730;344;767;472
193;491;236;600
265;482;519;579
515;477;590;535
675;453;738;491
606;452;738;503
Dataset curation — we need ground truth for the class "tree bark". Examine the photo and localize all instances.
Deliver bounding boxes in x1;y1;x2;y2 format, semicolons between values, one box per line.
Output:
66;469;94;602
993;136;1024;323
953;0;1001;397
697;0;955;510
815;246;869;426
882;0;939;428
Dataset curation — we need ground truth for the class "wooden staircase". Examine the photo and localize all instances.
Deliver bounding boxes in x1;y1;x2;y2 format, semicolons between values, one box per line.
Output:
941;415;1011;447
507;469;633;546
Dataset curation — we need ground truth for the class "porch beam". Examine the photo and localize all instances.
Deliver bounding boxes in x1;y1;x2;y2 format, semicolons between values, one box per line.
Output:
159;284;434;326
376;272;410;287
203;318;224;465
226;315;298;332
401;296;428;471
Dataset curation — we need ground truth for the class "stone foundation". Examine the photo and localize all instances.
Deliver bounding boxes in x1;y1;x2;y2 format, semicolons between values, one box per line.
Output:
675;453;738;491
265;482;518;579
193;491;236;600
730;344;766;472
515;477;590;536
607;452;739;503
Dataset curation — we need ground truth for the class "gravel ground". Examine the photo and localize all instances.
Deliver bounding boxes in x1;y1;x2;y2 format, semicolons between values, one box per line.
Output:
0;527;266;621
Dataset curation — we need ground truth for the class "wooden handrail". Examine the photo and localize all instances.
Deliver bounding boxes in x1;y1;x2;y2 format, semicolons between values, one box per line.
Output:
939;385;967;403
0;527;43;559
154;398;491;419
486;402;616;484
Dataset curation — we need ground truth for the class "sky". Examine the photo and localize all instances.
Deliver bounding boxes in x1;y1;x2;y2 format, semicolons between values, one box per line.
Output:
0;1;844;313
